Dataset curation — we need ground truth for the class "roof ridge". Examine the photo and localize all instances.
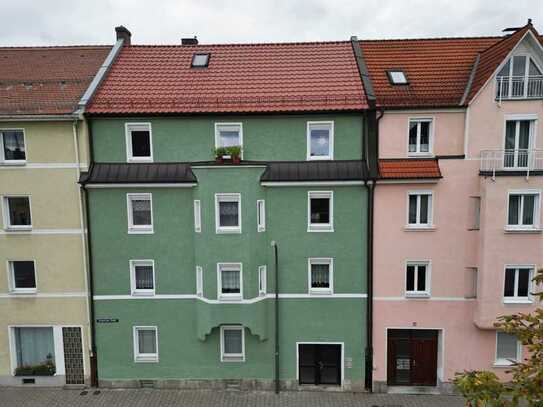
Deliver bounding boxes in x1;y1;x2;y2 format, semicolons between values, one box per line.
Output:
359;35;503;43
124;40;351;48
0;45;112;50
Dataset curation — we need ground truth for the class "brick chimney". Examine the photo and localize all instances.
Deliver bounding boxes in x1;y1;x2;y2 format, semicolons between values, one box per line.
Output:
115;26;132;45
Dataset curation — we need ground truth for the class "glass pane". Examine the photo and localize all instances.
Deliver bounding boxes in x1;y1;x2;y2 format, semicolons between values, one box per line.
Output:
221;269;240;293
13;261;36;289
512;56;526;76
310;128;330;157
219;129;240;147
504;268;515;297
419;122;430;152
138;330;156;354
3;130;26;160
132;199;151;226
223;329;242;354
310;198;330;224
508;195;519;225
518;121;531;149
517;269;531;297
419;195;429;224
219;201;239;227
8;197;31;226
131;131;151;157
417;265;426;291
406;265;415;291
529;59;542;75
496;332;517;360
192;54;209;67
135;265;154;290
497;60;510;77
505;121;517;149
408;195;417;224
311;263;330;288
408;122;417;152
522;195;535;225
15;327;55;367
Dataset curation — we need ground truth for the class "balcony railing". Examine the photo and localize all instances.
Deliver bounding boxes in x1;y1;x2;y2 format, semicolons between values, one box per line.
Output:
496;76;543;100
480;149;543;175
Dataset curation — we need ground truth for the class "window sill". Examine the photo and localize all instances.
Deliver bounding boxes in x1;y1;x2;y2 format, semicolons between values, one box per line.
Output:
493;361;516;368
407;153;434;158
134;356;159;363
307;226;334;233
221;356;245;363
309;290;333;296
405;293;431;299
9;290;37;295
128;228;154;235
504;227;541;234
307;156;333;161
3;226;33;233
1;161;27;166
218;296;242;302
503;299;533;305
127;157;153;163
404;226;435;232
216;228;242;234
131;291;155;297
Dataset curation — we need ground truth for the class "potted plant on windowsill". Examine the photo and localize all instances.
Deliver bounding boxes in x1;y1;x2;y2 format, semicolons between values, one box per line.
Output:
214;146;242;164
14;354;56;376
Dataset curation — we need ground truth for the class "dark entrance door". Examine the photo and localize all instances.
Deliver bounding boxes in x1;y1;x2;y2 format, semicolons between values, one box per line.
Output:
298;344;341;385
62;327;85;385
387;329;438;386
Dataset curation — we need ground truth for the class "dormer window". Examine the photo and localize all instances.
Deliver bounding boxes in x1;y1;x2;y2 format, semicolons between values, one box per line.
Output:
191;53;210;68
387;70;408;85
496;55;543;99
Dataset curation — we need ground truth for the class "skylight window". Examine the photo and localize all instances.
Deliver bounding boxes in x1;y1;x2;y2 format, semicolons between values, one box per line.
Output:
387;70;408;85
191;53;210;68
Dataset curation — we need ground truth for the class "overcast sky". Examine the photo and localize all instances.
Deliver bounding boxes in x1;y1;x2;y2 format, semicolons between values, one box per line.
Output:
1;0;542;46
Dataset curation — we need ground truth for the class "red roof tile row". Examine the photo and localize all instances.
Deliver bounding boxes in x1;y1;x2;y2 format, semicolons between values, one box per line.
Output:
379;159;442;179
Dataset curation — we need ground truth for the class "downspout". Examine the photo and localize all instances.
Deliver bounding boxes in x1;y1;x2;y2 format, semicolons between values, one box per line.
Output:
271;240;280;394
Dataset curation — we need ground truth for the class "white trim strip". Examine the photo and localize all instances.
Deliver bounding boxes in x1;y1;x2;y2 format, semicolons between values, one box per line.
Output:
85;183;197;189
376;179;440;185
192;165;267;169
0;228;85;235
262;181;364;187
0;292;86;298
374;296;475;301
94;293;367;302
0;163;88;170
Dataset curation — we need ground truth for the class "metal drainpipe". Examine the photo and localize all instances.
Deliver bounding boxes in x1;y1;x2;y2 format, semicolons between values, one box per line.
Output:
271;240;280;394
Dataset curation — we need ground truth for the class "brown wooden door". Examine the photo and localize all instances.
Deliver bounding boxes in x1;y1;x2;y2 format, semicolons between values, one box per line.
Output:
410;336;438;386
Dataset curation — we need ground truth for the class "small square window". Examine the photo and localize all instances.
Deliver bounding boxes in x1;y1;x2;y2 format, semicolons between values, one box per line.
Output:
257;200;265;232
405;262;430;297
126;123;152;162
220;325;245;362
215;193;241;233
503;266;533;303
218;263;242;300
1;130;26;163
191;53;210;68
387;70;408;85
9;261;36;293
127;193;153;234
308;191;333;232
215;123;242;151
3;196;32;230
133;326;158;363
407;191;433;229
507;191;540;231
258;265;267;296
495;331;520;366
308;258;333;294
130;260;155;296
307;122;334;160
408;119;433;156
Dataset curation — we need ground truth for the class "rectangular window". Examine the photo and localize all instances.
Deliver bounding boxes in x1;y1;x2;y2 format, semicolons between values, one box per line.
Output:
307;121;334;160
504;119;534;168
196;266;203;297
1;130;26;163
127;193;153;234
308;258;333;294
215;123;242;150
405;261;430;297
9;261;36;293
125;123;152;162
495;331;520;366
507;191;540;230
130;260;155;296
3;196;32;230
407;191;433;228
194;200;201;233
258;265;267;296
215;193;241;233
217;263;242;300
13;327;55;372
308;191;333;232
408;119;432;155
257;200;265;232
133;326;158;363
220;325;245;362
504;266;533;303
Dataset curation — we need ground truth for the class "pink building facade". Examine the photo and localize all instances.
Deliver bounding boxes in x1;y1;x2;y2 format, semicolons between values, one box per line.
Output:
366;24;543;393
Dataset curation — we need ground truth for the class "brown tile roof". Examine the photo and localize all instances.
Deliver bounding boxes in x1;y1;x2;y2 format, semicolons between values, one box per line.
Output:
379;158;442;179
87;42;367;114
0;46;111;115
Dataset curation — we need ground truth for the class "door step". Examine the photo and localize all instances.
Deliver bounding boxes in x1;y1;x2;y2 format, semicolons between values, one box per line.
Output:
388;386;440;395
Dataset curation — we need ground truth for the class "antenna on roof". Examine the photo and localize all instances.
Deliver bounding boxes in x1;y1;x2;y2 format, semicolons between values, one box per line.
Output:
503;18;533;32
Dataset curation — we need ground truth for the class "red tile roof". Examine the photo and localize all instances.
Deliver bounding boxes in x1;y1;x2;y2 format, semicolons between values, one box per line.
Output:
379;159;442;179
87;42;367;114
0;46;111;115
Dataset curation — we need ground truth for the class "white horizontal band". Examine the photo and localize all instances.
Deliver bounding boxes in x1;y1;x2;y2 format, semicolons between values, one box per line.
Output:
262;181;364;187
0;292;86;298
85;183;197;188
0;229;85;235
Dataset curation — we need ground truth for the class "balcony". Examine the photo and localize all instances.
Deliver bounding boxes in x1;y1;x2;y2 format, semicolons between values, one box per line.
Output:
480;149;543;175
496;76;543;100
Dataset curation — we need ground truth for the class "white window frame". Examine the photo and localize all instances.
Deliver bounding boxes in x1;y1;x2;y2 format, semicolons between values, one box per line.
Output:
407;118;434;156
129;260;155;297
194;200;201;233
306;121;334;161
258;265;267;296
502;115;537;170
215;193;241;234
307;191;334;232
503;264;535;304
0;128;27;165
496;54;543;99
217;262;243;301
214;123;243;156
257;199;265;232
196;266;203;297
388;70;408;84
126;193;153;234
2;195;32;231
7;260;37;294
404;260;431;298
220;325;245;362
308;258;334;295
406;190;434;229
125;123;153;163
505;189;541;231
133;326;159;363
494;331;522;367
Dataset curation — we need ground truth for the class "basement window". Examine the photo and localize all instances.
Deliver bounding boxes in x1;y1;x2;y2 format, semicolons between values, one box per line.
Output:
387;70;408;85
191;53;210;67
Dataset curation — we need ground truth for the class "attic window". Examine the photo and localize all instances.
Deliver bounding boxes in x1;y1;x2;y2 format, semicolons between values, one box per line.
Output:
191;53;210;68
387;70;408;85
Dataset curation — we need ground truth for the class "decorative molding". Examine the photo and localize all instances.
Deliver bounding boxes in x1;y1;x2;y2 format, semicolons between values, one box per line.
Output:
262;181;364;187
86;183;197;188
0;228;85;235
0;163;88;170
0;292;86;298
374;296;476;301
